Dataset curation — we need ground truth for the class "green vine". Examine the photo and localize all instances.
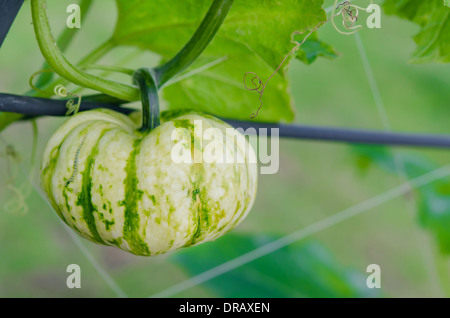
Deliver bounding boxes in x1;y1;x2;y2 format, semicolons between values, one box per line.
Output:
28;0;234;114
31;0;140;101
155;0;235;87
34;0;94;88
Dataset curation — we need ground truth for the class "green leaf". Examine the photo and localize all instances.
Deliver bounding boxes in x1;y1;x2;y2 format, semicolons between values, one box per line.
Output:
172;233;379;297
419;182;450;253
445;1;450;8
113;0;328;122
0;112;23;133
384;0;450;63
351;145;450;253
351;145;435;178
295;32;339;65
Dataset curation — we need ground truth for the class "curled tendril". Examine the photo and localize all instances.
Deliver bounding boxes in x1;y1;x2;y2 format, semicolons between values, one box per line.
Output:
54;84;82;116
244;0;373;118
243;72;263;93
29;68;54;94
244;18;331;119
30;63;133;115
243;72;264;119
0;121;38;215
331;0;373;35
4;184;30;215
29;70;82;115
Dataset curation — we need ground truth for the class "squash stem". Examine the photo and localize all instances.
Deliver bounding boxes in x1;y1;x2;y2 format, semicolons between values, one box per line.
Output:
30;0;140;101
133;68;160;133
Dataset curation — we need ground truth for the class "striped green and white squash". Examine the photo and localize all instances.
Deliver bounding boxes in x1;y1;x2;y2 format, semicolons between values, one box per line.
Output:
41;109;258;256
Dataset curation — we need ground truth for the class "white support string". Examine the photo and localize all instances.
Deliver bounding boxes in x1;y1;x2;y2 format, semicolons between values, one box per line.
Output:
26;174;129;298
353;31;445;296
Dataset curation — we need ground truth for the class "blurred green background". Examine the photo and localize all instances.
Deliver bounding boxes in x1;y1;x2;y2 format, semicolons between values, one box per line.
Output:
0;0;449;297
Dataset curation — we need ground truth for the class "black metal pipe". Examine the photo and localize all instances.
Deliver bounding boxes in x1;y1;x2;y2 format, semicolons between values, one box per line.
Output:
223;120;450;149
1;92;449;149
0;0;24;48
0;93;135;116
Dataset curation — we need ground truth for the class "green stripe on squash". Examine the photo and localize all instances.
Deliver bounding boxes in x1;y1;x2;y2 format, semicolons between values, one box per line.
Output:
76;128;111;245
120;138;150;256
